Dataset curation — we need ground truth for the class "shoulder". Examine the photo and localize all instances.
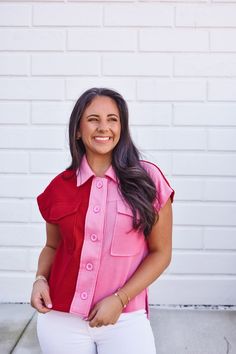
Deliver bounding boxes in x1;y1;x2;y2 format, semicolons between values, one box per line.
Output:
38;169;77;200
140;159;173;191
48;169;76;187
140;160;165;180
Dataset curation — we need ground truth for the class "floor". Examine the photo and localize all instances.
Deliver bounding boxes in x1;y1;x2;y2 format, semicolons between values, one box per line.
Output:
0;304;235;354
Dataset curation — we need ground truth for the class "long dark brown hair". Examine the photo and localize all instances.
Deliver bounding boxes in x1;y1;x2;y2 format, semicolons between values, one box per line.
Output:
67;87;158;236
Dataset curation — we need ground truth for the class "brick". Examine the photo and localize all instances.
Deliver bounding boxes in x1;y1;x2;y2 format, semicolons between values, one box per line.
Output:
32;54;100;76
0;102;29;124
173;227;203;249
32;102;73;125
0;127;65;149
208;128;236;151
0;275;35;303
172;178;204;200
0;175;54;198
208;80;236;101
141;152;172;175
5;0;64;1
0;224;44;247
28;248;41;272
0;248;28;271
30;151;70;173
70;0;135;2
0;152;29;173
0;29;65;51
173;153;236;176
0;54;29;76
149;277;236;305
204;228;236;250
104;4;173;27
174;54;236;77
33;4;102;26
211;30;236;52
66;78;136;101
174;203;236;226
140;29;208;52
169;252;236;274
102;54;172;76
68;29;137;51
0;201;30;222
31;200;46;223
148;0;207;2
129;103;172;126
137;79;206;101
213;0;236;2
174;103;236;126
176;5;236;27
0;79;64;100
132;127;206;150
0;5;30;26
204;179;236;201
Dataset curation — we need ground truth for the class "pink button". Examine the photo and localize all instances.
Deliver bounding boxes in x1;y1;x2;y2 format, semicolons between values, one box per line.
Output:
96;180;103;189
93;205;100;213
81;292;88;300
90;234;98;242
86;263;93;271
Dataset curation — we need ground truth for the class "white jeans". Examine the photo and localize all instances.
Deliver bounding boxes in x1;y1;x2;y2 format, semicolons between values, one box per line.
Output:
37;309;156;354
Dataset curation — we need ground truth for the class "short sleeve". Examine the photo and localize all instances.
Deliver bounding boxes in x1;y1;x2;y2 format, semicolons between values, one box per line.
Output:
141;161;175;212
37;181;58;224
37;170;80;224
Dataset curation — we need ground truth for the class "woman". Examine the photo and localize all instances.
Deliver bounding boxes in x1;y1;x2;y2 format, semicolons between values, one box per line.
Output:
31;87;174;354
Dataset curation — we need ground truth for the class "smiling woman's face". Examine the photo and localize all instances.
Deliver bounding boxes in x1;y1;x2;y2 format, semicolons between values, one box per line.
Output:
77;95;121;163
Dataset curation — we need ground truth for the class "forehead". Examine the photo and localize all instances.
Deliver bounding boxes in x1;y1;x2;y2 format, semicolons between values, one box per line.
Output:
84;96;119;115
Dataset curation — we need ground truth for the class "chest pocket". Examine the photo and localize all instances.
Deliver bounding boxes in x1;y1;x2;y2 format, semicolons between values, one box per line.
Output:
110;200;146;257
49;201;81;253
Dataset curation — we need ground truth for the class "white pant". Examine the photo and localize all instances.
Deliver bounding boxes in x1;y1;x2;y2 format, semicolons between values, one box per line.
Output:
37;309;156;354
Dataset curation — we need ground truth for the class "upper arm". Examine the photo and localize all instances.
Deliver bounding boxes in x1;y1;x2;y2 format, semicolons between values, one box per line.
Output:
45;222;61;250
147;197;173;260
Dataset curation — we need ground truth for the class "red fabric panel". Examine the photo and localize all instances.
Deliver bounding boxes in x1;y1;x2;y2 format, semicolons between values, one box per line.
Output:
37;170;92;312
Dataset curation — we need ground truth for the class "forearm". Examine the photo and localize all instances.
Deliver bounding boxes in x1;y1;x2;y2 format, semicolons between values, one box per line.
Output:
119;250;171;303
36;245;57;279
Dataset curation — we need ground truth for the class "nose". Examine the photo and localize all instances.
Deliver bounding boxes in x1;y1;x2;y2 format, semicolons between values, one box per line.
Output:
97;121;109;132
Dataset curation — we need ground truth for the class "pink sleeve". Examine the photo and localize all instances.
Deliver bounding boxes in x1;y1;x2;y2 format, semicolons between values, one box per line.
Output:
141;161;175;212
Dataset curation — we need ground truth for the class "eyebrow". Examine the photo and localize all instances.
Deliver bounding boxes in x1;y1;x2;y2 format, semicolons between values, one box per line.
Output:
86;114;119;118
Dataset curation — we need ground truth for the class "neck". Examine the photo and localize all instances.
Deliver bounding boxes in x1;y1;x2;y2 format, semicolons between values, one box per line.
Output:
85;154;112;177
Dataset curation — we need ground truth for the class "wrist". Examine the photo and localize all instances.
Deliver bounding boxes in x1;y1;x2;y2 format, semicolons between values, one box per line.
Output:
117;288;130;307
33;275;48;285
114;288;131;309
114;292;126;308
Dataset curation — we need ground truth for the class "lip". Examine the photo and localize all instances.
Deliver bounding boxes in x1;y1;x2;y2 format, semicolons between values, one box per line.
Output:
94;136;112;141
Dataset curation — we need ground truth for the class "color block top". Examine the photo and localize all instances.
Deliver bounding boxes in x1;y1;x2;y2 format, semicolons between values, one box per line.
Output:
37;155;174;319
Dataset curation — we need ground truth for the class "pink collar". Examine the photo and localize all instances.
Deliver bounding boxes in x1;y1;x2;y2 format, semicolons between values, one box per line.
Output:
76;154;117;187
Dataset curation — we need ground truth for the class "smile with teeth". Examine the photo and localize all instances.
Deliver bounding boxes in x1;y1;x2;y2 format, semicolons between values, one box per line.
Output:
94;136;111;141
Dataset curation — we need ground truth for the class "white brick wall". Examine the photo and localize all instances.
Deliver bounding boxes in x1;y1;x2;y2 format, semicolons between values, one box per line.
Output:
0;0;235;306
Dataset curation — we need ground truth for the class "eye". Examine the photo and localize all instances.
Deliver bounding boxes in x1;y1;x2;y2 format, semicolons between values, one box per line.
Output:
88;117;98;122
109;117;118;122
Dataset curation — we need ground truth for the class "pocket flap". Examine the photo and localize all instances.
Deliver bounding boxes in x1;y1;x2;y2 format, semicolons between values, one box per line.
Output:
49;201;80;221
116;199;133;217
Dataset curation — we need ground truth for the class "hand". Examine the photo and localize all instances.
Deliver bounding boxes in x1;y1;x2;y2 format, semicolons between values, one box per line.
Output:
87;294;123;328
30;279;53;314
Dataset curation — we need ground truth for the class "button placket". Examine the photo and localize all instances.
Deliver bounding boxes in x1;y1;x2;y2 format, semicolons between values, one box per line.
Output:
70;177;108;316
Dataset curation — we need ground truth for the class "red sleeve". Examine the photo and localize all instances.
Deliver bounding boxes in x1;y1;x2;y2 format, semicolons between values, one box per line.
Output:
37;170;80;224
37;179;58;224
